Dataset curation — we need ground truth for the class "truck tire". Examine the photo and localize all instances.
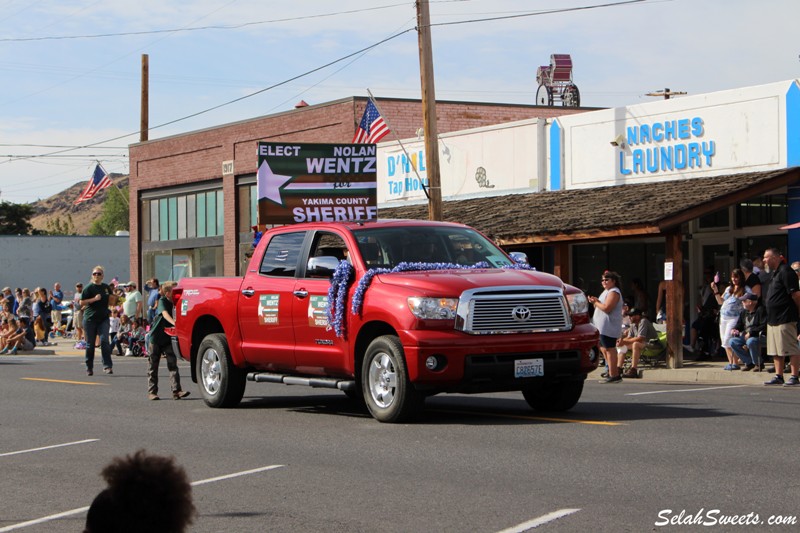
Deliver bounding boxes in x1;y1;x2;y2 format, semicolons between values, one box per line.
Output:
362;335;423;423
522;380;584;412
196;333;246;408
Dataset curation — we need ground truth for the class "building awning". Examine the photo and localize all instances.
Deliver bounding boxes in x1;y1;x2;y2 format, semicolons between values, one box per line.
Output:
379;168;800;245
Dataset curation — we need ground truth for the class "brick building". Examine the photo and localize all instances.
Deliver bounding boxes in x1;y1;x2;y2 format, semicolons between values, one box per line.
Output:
128;96;588;283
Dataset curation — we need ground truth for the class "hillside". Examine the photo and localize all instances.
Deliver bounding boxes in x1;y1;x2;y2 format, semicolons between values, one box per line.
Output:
29;174;128;235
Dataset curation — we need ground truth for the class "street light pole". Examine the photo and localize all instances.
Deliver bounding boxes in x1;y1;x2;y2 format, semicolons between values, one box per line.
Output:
416;0;442;221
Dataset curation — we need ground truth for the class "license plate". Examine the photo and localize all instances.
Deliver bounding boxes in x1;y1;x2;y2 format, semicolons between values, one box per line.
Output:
514;358;544;378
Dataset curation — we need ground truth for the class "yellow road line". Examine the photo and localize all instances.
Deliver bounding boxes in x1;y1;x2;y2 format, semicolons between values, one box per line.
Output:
21;378;108;386
429;408;623;425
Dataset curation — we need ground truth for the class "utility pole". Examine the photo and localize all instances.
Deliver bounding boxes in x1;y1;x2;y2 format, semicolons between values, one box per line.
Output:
416;0;442;221
140;54;149;142
645;87;686;100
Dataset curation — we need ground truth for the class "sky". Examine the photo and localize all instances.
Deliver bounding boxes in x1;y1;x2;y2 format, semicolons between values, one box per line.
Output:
0;0;798;204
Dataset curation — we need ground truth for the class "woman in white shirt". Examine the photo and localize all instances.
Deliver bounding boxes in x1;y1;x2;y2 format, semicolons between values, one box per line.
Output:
588;271;624;383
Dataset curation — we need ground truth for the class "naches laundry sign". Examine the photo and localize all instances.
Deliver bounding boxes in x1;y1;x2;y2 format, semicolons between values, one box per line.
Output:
618;116;716;176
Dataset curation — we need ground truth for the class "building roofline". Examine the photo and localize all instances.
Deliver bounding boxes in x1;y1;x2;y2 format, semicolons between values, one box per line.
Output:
129;95;602;148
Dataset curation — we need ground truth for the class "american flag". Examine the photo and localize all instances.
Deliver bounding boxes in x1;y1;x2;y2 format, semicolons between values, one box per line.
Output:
352;100;390;144
74;164;112;204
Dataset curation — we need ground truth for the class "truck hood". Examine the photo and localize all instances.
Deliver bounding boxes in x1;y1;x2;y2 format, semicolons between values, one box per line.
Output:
372;268;564;295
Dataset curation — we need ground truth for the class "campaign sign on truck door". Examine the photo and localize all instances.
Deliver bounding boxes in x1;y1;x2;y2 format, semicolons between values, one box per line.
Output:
257;142;378;225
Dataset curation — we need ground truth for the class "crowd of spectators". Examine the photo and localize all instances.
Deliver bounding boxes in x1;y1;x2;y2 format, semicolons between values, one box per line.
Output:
0;276;162;356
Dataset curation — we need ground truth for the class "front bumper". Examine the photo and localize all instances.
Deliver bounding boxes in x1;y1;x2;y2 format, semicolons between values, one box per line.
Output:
398;323;599;393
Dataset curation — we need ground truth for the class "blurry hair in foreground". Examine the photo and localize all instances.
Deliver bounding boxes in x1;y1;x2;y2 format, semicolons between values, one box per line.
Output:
84;449;195;533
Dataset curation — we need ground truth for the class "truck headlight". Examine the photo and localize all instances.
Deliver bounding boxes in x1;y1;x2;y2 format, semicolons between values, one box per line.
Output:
566;292;589;315
407;297;458;320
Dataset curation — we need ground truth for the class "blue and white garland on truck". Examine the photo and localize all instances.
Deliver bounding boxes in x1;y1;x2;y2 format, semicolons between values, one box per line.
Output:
326;259;533;338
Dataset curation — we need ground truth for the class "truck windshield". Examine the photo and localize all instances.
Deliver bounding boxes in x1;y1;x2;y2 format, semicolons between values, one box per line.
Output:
352;226;513;269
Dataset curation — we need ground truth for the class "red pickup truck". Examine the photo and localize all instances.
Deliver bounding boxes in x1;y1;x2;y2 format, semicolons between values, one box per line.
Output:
172;220;599;422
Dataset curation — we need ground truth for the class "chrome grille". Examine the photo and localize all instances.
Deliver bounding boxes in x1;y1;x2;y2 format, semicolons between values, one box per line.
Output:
455;286;570;334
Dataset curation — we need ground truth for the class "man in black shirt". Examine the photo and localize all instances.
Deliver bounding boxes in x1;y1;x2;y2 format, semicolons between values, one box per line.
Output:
762;248;800;386
80;266;114;376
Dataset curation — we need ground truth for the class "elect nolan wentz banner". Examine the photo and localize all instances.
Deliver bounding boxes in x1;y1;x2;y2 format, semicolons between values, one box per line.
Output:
256;142;378;225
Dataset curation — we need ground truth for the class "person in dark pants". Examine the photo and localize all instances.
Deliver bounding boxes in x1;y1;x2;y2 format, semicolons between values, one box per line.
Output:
147;282;189;400
80;266;115;376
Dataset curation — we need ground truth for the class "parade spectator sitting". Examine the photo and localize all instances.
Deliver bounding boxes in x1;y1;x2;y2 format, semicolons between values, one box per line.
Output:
126;317;147;356
729;293;767;371
617;307;658;378
0;301;14;323
1;317;35;354
0;318;13;351
117;314;132;355
33;287;53;346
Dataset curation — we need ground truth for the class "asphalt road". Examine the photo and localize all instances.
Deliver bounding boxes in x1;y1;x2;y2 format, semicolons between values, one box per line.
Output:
2;352;799;532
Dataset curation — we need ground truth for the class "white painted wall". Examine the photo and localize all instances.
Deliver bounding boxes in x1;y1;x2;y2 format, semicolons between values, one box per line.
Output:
377;118;542;205
376;80;798;203
0;236;130;299
557;80;792;189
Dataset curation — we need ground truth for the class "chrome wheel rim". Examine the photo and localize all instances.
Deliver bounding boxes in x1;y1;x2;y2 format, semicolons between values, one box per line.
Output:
367;352;397;409
200;347;222;396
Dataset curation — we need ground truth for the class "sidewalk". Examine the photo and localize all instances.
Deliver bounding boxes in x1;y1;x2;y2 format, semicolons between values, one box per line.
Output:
590;357;780;385
16;337;120;358
28;336;786;386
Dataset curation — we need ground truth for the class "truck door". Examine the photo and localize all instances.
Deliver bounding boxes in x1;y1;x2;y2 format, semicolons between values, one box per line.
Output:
292;231;352;375
238;231;306;369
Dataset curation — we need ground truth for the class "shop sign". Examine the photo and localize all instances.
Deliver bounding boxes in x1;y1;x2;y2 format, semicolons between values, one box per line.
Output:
618;116;716;176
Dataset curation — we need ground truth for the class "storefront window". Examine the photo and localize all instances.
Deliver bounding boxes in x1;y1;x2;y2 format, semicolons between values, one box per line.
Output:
142;246;224;282
143;190;223;242
697;207;729;229
207;193;217;236
735;194;787;228
149;199;159;241
187;195;196;239
177;196;187;239
196;193;207;238
736;236;786;265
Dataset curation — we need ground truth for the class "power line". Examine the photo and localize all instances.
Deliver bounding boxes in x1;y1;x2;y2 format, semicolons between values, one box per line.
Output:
0;143;127;149
2;0;652;167
0;3;411;42
429;0;648;27
1;28;415;164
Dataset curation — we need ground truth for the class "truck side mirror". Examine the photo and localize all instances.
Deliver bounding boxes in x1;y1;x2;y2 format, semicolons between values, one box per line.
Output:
509;251;529;265
307;256;341;278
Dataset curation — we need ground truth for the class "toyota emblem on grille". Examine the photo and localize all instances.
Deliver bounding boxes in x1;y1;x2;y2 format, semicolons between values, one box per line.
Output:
511;306;531;321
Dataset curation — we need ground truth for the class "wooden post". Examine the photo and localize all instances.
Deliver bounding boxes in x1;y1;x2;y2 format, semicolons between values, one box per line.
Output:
665;230;684;368
140;54;149;142
416;0;442;221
